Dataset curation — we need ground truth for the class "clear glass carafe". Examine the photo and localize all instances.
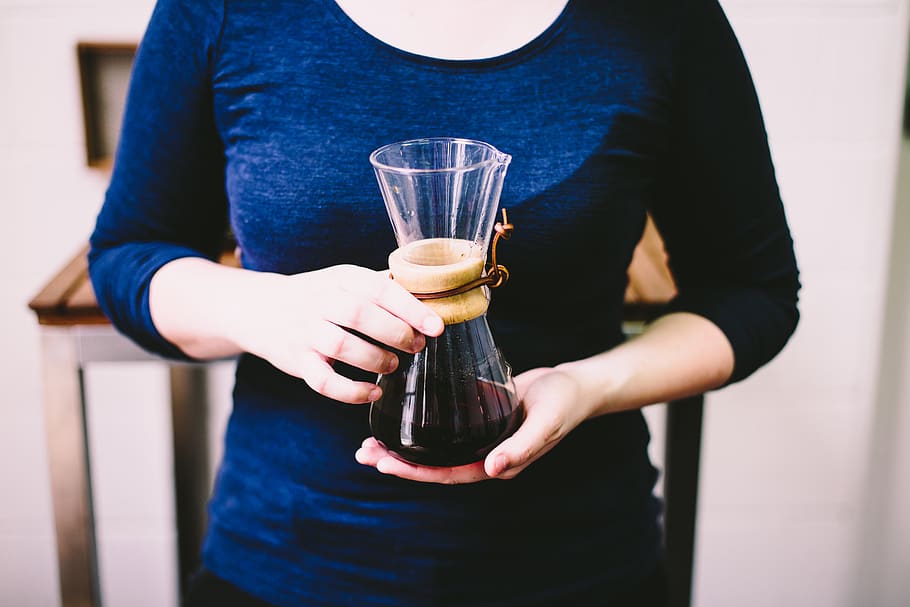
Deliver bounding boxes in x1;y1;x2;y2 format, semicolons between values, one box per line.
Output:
369;138;523;467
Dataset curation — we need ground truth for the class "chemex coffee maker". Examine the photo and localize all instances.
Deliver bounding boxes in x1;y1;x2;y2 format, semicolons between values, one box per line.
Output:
369;137;523;467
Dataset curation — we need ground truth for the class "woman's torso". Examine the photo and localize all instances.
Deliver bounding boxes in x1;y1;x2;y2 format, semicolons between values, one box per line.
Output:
203;0;677;604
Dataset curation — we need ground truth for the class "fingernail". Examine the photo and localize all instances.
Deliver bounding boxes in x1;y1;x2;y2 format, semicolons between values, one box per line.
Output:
369;387;382;402
411;334;426;352
492;454;509;476
384;356;398;373
423;316;444;335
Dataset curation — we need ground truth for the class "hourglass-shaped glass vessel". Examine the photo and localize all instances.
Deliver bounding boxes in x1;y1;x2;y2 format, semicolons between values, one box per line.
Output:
369;137;523;467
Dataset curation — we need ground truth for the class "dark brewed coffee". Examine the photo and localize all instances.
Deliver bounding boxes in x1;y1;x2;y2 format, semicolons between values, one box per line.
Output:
371;373;524;467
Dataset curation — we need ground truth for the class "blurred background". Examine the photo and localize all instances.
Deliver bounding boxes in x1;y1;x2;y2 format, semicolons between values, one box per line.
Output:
2;0;909;605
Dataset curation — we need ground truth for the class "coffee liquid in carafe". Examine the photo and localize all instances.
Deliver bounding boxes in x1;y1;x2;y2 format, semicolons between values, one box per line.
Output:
370;318;523;467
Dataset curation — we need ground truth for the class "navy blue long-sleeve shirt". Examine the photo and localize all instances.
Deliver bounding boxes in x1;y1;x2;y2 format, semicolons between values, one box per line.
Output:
89;0;800;604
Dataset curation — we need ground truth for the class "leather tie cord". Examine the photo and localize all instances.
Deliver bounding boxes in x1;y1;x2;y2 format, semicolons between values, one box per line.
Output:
412;209;514;301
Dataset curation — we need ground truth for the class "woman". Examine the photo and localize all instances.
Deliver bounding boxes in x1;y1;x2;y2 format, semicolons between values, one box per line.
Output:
89;0;800;605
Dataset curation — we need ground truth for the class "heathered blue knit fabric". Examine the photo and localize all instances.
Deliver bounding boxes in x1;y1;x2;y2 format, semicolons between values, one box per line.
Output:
88;0;800;605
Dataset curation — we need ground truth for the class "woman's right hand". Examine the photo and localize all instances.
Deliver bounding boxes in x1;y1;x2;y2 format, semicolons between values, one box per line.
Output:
150;259;444;404
231;264;444;403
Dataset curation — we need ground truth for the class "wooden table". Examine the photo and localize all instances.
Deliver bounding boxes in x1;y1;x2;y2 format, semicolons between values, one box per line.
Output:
29;223;703;607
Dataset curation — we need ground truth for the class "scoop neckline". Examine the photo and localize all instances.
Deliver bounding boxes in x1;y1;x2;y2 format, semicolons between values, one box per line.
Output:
321;0;575;70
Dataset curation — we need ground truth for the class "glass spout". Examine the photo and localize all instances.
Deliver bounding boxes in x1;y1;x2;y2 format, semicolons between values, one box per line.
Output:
370;137;511;251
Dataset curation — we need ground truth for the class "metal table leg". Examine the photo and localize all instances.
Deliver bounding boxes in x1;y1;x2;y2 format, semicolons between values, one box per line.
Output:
41;325;213;607
169;365;211;594
664;394;705;607
41;327;101;607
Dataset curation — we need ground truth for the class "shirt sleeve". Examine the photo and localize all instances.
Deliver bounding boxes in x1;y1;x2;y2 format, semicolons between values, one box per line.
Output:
88;0;227;359
648;0;801;384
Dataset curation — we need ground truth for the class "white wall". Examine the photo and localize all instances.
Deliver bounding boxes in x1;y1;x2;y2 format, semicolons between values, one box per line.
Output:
0;1;908;606
0;1;162;605
849;137;910;607
695;1;910;606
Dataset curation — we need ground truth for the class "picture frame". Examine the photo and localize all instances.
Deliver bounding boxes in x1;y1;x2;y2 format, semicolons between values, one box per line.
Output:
77;42;137;169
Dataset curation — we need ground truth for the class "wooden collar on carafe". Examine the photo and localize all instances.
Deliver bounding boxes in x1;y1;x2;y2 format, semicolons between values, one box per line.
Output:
389;210;513;325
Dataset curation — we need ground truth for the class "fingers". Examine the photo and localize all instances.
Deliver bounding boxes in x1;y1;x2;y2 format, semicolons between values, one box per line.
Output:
355;437;491;484
264;265;444;405
355;270;444;337
310;322;399;374
484;370;580;479
483;414;565;479
355;437;386;465
376;458;490;484
355;369;586;482
325;296;427;354
297;353;381;404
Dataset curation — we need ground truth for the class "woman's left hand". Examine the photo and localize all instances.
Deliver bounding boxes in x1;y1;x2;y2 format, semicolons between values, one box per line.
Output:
354;366;594;483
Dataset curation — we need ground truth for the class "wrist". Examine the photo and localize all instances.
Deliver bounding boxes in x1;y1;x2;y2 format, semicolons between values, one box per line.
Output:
554;353;633;418
216;268;287;355
150;257;285;359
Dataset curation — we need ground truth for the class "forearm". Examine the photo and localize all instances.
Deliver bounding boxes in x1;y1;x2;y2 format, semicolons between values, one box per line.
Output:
149;256;442;402
149;256;274;359
557;312;735;416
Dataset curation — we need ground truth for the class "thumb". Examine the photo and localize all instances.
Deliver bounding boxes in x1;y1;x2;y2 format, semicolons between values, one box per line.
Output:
484;407;564;478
